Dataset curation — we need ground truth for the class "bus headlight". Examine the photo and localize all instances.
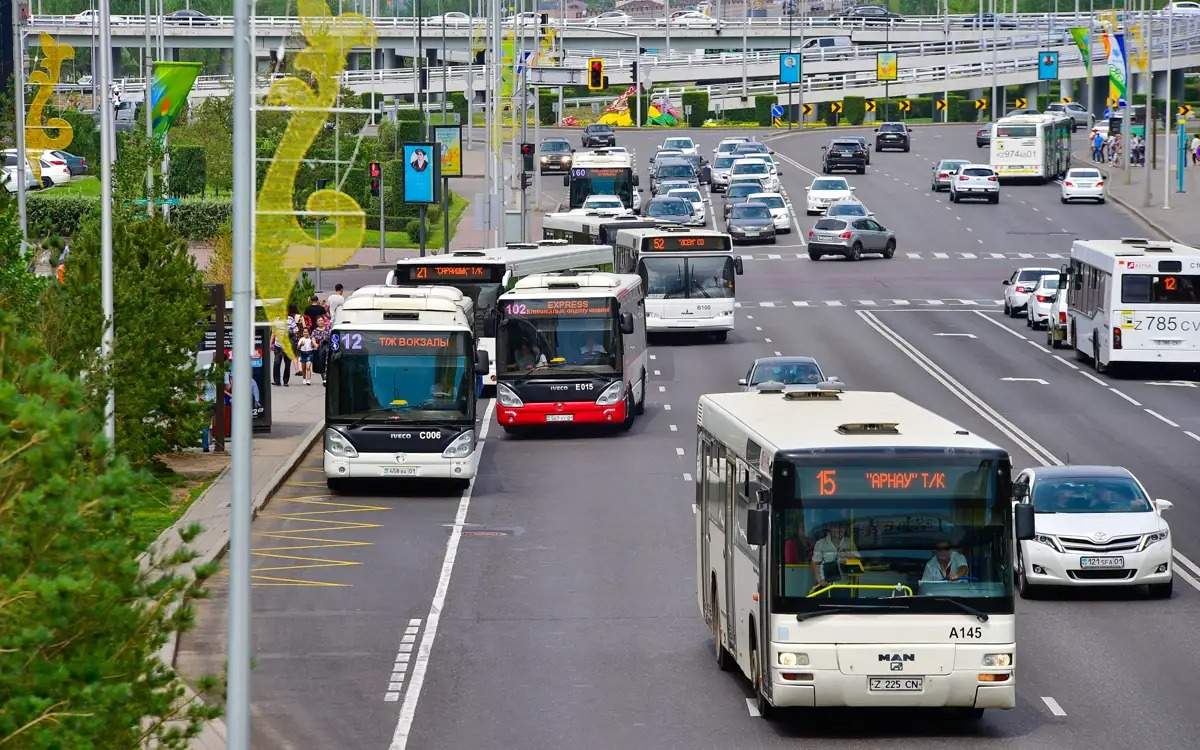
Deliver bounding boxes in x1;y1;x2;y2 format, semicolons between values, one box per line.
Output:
778;652;809;667
441;430;476;459
982;653;1012;667
496;382;524;407
325;428;358;458
595;380;625;406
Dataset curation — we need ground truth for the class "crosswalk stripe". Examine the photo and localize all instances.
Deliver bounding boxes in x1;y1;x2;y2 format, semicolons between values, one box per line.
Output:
767;254;782;259
906;252;922;259
990;252;1006;258
859;300;877;306
960;252;977;259
891;299;911;305
759;301;775;307
925;299;945;305
1047;252;1064;258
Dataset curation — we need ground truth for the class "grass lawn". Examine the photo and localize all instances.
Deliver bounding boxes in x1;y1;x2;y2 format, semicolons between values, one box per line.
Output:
128;466;220;548
362;191;469;251
52;175;101;196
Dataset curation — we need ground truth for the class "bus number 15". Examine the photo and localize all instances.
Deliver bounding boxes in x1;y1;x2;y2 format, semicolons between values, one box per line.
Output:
817;469;837;496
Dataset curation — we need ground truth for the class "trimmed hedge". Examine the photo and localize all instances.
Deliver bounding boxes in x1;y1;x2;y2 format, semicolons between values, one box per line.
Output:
539;91;557;125
682;92;710;127
448;91;469;124
818;102;840;127
26;194;96;238
754;95;778;127
843;96;866;126
172;200;233;241
953;99;980;123
168;144;206;198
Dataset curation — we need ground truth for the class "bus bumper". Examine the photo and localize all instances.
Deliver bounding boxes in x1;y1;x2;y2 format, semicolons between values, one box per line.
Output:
647;317;734;333
770;668;1015;709
497;400;626;426
324;449;479;480
1109;348;1200;365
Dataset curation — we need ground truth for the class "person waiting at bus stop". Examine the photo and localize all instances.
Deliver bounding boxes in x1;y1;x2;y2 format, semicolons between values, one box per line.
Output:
811;523;860;590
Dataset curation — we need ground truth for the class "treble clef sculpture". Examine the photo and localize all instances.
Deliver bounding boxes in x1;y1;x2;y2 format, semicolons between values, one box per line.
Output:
256;0;375;356
25;33;75;186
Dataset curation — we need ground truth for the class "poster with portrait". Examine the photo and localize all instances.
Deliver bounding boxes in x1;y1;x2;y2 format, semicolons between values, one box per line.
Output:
402;142;440;204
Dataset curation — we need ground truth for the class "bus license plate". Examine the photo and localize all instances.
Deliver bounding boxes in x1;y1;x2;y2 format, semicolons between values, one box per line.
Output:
382;467;419;477
545;414;574;423
1080;556;1124;568
869;677;923;691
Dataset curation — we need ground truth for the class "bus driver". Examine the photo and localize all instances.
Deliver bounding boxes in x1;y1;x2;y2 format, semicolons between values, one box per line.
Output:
922;541;969;583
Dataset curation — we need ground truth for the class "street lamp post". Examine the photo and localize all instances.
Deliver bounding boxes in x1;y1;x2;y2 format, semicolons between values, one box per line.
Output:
1142;0;1152;207
98;0;116;453
1163;0;1173;208
10;0;28;241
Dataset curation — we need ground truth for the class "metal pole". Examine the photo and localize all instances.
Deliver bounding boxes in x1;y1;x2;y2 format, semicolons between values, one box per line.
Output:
741;9;747;101
991;0;998;122
227;0;254;742
1142;0;1152;206
519;0;528;242
144;0;154;216
1123;0;1132;183
11;1;27;242
1163;0;1172;208
419;203;427;255
98;0;116;452
379;163;386;263
441;0;447;124
635;33;641;128
943;0;950;124
534;82;540;213
787;3;792;130
490;0;501;245
442;176;449;253
665;0;670;56
466;0;474;147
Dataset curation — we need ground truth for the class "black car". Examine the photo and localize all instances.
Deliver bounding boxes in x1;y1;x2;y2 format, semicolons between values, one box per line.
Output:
678;153;711;184
727;202;777;244
167;9;216;24
959;12;1017;29
976;123;992;148
822;139;867;174
874;122;910;152
539;138;573;174
581;124;616;147
50;149;87;176
836;5;902;22
650;158;696;195
849;135;870;165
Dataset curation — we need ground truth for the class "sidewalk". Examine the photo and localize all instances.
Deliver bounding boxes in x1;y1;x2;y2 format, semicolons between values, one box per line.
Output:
1071;143;1200;246
151;377;325;748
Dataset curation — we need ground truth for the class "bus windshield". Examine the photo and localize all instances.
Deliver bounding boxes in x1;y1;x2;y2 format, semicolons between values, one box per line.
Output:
569;168;634;208
500;315;620;375
327;331;473;422
772;457;1013;614
640;256;735;299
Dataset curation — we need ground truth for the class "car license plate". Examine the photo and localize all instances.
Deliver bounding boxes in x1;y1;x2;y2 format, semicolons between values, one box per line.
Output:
869;677;923;691
743;230;758;236
545;414;574;423
382;467;418;477
1080;556;1124;568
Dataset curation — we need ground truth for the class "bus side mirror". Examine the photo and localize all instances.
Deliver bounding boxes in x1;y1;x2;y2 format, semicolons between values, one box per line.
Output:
474;349;490;375
1015;503;1035;541
634;174;640;186
746;508;769;547
734;257;744;275
619;312;635;335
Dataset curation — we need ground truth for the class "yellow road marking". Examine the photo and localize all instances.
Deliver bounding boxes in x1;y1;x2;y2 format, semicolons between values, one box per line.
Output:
249;494;387;587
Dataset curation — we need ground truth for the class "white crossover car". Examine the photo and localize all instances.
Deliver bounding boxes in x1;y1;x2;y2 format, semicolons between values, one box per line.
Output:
804;176;855;215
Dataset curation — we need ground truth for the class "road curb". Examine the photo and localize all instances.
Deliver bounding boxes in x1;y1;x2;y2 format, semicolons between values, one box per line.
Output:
1069;154;1178;242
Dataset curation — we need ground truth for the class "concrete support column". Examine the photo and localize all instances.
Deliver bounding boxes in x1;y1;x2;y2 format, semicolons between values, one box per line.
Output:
1025;82;1040;106
383;46;398;71
1060;78;1074;104
1090;74;1107;116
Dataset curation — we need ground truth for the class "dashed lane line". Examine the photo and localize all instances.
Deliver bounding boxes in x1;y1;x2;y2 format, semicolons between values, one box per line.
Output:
1041;697;1067;717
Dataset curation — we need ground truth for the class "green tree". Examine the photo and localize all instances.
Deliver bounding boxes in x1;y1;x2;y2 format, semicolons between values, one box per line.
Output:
40;218;208;466
0;196;44;322
0;310;221;748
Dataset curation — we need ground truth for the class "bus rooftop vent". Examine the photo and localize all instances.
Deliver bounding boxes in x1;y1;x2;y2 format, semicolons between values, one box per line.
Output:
1119;237;1149;245
1142;245;1173;253
505;242;540;249
451;250;487;257
783;387;842;401
546;281;581;289
538;239;568;246
836;422;900;435
382;312;421;320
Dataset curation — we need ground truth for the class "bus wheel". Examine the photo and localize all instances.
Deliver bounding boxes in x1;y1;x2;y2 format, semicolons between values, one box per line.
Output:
750;642;773;719
712;330;728;342
1092;337;1107;374
712;587;733;672
634;372;646;415
326;478;348;493
619;391;635;431
951;707;986;721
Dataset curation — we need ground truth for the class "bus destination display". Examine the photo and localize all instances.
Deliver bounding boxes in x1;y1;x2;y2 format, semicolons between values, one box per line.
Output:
799;464;989;499
502;298;611;317
331;330;466;355
571;167;625;178
646;235;732;253
407;264;497;282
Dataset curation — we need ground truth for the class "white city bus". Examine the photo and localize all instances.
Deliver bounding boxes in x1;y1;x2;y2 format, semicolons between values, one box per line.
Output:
324;286;489;490
386;242;615;389
1068;237;1200;371
990;113;1072;181
696;387;1028;716
613;226;742;340
565;149;637;209
541;212;662;246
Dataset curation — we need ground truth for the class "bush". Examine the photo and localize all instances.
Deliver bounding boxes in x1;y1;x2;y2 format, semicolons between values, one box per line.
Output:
448;91;469;124
404;218;421;238
26;194;96;238
754;95;778;127
682;92;710;127
843;95;866;126
954;99;980;123
58;109;101;168
539;91;557;125
819;102;840;127
169;144;207;197
171;199;233;241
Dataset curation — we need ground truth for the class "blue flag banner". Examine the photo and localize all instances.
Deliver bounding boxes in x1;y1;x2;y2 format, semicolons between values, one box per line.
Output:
402;142;439;204
779;52;801;84
1038;50;1060;81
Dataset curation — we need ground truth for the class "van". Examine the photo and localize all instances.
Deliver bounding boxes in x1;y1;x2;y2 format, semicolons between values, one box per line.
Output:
801;36;851;52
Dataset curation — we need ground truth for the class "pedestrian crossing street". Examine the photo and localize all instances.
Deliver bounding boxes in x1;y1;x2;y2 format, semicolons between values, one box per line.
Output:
737;298;1004;309
739;250;1071;262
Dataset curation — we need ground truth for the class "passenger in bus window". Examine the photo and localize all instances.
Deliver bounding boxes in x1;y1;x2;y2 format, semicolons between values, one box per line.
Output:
513;341;546;371
811;523;859;586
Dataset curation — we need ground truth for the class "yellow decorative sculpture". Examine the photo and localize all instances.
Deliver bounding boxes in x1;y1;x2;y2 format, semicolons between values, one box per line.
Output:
256;0;375;356
25;33;75;185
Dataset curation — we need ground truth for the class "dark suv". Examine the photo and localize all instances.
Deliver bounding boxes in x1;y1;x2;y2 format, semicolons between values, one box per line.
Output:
539;138;573;174
581;124;616;147
650;158;696;196
874;122;910;152
822;139;867;174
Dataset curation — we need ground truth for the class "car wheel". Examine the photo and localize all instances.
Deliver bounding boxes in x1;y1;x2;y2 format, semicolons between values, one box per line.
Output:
1061;196;1068;204
634;370;646;415
848;242;863;261
42;176;53;189
808;250;821;261
857;166;865;174
1016;549;1040;599
1098;197;1106;204
1148;578;1174;599
821;165;829;174
903;145;910;153
991;194;1000;204
1025;312;1032;328
882;239;896;259
950;191;958;203
1003;300;1011;316
619;390;635;431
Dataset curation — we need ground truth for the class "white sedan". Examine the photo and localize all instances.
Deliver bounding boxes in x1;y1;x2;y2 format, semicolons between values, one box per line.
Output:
1025;274;1060;329
37;151;72;188
660;136;698;157
668;11;719;27
749;192;791;232
804;177;855;215
1002;267;1056;317
1061;167;1106;203
1014;465;1173;599
427;12;472;26
577;194;629;216
667;187;706;226
590;11;631;26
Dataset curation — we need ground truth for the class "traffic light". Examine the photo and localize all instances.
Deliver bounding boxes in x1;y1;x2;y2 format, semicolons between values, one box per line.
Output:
587;57;605;91
520;172;532;190
630;60;638;85
520;142;535;173
368;161;381;196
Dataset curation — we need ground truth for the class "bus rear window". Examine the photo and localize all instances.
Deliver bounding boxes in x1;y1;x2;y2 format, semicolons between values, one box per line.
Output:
995;125;1036;138
1121;274;1200;304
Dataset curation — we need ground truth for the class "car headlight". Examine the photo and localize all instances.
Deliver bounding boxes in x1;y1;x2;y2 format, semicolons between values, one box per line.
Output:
1033;533;1062;552
441;430;475;459
540;156;548;163
982;653;1012;668
496;382;524;407
595;380;625;406
777;652;810;667
1140;529;1169;550
324;428;358;458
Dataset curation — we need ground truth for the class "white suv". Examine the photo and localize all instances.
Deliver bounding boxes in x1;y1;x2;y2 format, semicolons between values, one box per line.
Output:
730;157;780;193
949;164;999;204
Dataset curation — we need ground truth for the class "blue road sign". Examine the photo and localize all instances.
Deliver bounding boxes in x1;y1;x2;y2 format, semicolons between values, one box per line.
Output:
1038;51;1059;81
770;104;785;118
779;52;801;84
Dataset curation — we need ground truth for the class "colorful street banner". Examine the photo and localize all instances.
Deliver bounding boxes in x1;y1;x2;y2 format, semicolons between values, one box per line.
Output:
1038;51;1059;81
1127;20;1149;73
431;125;462;178
779;52;801;84
1105;33;1127;107
876;51;898;82
151;61;202;141
402;143;439;204
1069;27;1091;73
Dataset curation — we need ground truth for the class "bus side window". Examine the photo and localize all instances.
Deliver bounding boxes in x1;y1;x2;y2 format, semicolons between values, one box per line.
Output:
705;440;725;530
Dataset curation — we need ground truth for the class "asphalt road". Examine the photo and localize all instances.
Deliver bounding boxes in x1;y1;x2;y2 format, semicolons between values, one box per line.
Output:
199;125;1200;749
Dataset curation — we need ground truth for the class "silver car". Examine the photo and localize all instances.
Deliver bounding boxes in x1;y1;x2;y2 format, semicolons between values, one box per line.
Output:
1046;101;1094;131
710;154;737;192
930;158;970;191
805;216;896;261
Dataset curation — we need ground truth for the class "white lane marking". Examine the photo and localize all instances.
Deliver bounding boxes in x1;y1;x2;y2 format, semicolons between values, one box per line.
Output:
859;300;877;306
965;227;974;233
767;254;782;260
1053;355;1079;370
1146;380;1199;388
389;399;496;750
384;692;400;703
774;351;782;356
649;354;657;360
1019;252;1034;259
1000;377;1049;385
1026;340;1050;353
1041;696;1067;717
398;642;413;654
1186;431;1200;443
1080;371;1106;386
1108;387;1142;406
924;299;945;306
746;698;761;717
408;618;420;626
676;447;686;456
824;300;844;307
400;634;416;644
663;404;672;411
933;252;949;259
764;337;773;343
658;385;666;392
792;301;810;307
745;314;753;320
906;252;921;259
1173;551;1200;578
1174;561;1200;592
755;326;763;331
669;424;678;432
1144;409;1181;428
759;301;776;308
961;252;977;259
933;333;977;338
653;369;661;376
683;472;694;482
1047;252;1064;258
990;252;1005;259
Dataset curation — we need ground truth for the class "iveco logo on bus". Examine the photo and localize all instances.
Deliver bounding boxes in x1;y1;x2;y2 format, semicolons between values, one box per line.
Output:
878;653;915;662
389;433;413;440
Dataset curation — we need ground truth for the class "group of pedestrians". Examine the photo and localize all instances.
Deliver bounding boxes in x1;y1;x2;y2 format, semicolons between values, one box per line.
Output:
272;283;346;387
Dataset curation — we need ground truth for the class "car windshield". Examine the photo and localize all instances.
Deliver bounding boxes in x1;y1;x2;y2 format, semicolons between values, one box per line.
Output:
828;203;867;217
736;145;768;154
649;199;691;216
714;156;735;168
656;164;694;179
814;219;847;230
326;331;472;422
751;360;823;385
727;185;757;199
733;162;769;176
1031;476;1152;513
811;179;848;191
880;123;905;132
1037;278;1060;291
585;197;621;207
500;314;619;374
752;195;785;209
718;141;744;153
664;139;693;149
938;160;968;170
831;141;859;149
962;168;993;177
732;204;771;220
542;141;569;153
670;190;702;203
1017;270;1053;282
770;457;1012;612
587;125;612;133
